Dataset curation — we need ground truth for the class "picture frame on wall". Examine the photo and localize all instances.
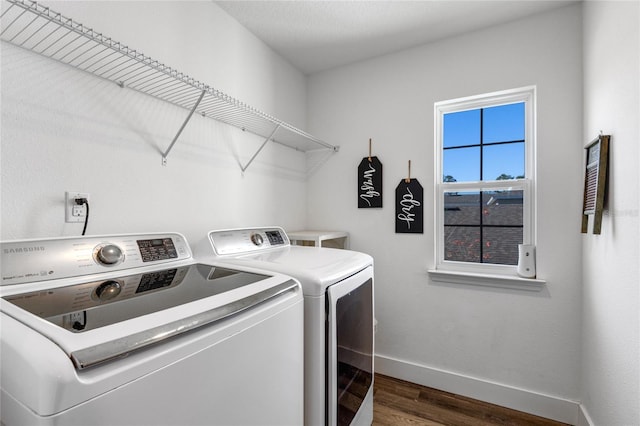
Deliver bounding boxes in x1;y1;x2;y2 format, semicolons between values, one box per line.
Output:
581;134;610;235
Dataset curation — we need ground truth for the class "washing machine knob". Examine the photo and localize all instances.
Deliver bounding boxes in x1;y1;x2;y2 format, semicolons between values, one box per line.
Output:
250;233;264;246
95;280;122;301
95;244;124;265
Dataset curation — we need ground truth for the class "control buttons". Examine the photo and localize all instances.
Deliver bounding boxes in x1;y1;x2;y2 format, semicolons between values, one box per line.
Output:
266;230;285;245
95;244;124;266
94;280;122;301
250;233;264;246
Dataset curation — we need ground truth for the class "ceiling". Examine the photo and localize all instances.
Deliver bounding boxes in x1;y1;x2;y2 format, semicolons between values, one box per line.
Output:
215;0;579;75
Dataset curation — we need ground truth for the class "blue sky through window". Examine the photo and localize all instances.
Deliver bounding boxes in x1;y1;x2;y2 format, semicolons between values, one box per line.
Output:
443;102;525;182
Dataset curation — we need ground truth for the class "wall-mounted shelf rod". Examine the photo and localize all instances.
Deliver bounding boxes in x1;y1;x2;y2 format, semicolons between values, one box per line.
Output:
0;0;339;173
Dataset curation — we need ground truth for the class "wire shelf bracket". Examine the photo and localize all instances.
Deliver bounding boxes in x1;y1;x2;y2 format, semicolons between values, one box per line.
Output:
0;0;339;173
239;124;281;173
162;89;205;166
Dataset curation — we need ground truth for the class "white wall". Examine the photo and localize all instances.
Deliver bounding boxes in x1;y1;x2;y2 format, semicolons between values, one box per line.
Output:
307;5;584;422
581;2;640;425
1;1;309;247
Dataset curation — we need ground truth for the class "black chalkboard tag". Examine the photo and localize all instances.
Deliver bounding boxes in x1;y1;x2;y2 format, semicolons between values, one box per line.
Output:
358;156;383;208
395;178;423;233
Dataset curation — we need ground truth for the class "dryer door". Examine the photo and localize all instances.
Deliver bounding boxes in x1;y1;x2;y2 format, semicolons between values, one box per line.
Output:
326;266;374;426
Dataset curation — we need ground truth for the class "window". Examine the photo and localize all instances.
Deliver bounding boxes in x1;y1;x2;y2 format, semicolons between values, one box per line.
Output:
434;87;536;278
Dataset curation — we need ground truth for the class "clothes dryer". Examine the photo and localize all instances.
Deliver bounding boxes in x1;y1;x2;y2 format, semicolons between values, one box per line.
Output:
197;227;374;426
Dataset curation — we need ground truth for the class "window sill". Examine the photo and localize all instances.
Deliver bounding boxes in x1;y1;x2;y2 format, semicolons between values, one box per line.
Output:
427;269;546;291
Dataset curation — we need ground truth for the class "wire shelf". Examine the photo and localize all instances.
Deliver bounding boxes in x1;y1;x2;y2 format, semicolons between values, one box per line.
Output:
0;0;338;169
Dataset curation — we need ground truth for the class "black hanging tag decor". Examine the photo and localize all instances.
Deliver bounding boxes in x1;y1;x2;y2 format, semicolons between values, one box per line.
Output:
358;139;383;208
395;176;423;234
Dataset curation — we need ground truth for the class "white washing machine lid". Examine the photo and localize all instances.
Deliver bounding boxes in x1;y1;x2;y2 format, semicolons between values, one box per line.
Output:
1;267;302;418
201;228;373;297
1;263;298;369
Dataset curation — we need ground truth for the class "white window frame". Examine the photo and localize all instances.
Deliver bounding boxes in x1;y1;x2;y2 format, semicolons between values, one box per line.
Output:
430;86;543;288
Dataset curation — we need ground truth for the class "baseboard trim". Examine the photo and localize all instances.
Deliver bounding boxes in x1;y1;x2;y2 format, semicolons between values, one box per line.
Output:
375;353;580;425
576;404;595;426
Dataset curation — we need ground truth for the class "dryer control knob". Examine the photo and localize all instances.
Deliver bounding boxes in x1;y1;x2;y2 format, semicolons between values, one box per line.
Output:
250;233;264;246
95;280;122;301
95;244;124;266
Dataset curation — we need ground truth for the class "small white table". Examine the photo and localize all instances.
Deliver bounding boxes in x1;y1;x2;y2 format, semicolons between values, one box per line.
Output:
286;231;350;249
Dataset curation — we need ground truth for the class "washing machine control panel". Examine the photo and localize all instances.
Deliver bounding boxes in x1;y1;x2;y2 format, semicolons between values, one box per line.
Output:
0;233;191;286
209;227;289;256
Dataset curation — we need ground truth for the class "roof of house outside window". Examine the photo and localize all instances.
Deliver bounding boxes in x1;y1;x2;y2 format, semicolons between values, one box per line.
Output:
444;192;523;265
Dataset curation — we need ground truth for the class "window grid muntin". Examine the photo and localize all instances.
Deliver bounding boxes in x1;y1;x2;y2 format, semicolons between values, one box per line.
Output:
442;106;525;264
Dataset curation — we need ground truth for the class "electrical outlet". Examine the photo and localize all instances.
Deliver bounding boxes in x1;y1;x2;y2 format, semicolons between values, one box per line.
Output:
65;192;90;223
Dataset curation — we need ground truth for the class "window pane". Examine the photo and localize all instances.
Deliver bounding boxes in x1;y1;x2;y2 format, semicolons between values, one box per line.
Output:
483;190;523;226
445;192;479;225
483;142;525;181
444;109;480;148
443;146;480;182
483;103;525;143
444;226;480;263
482;227;522;265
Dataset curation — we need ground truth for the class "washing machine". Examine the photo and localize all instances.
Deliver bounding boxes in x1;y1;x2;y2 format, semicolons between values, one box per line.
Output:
0;232;304;426
196;227;374;426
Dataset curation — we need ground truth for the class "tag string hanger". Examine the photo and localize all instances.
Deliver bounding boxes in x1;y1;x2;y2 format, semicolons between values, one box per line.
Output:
368;138;373;162
405;160;411;183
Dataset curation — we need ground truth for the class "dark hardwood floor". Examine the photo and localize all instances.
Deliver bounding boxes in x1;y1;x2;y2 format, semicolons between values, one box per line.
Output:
373;374;571;426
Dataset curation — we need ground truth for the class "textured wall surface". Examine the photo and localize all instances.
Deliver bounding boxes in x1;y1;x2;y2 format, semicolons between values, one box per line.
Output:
581;2;640;425
307;5;584;417
1;1;310;247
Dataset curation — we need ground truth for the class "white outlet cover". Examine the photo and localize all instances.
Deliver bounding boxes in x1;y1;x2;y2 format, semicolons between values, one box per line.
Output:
65;192;90;223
